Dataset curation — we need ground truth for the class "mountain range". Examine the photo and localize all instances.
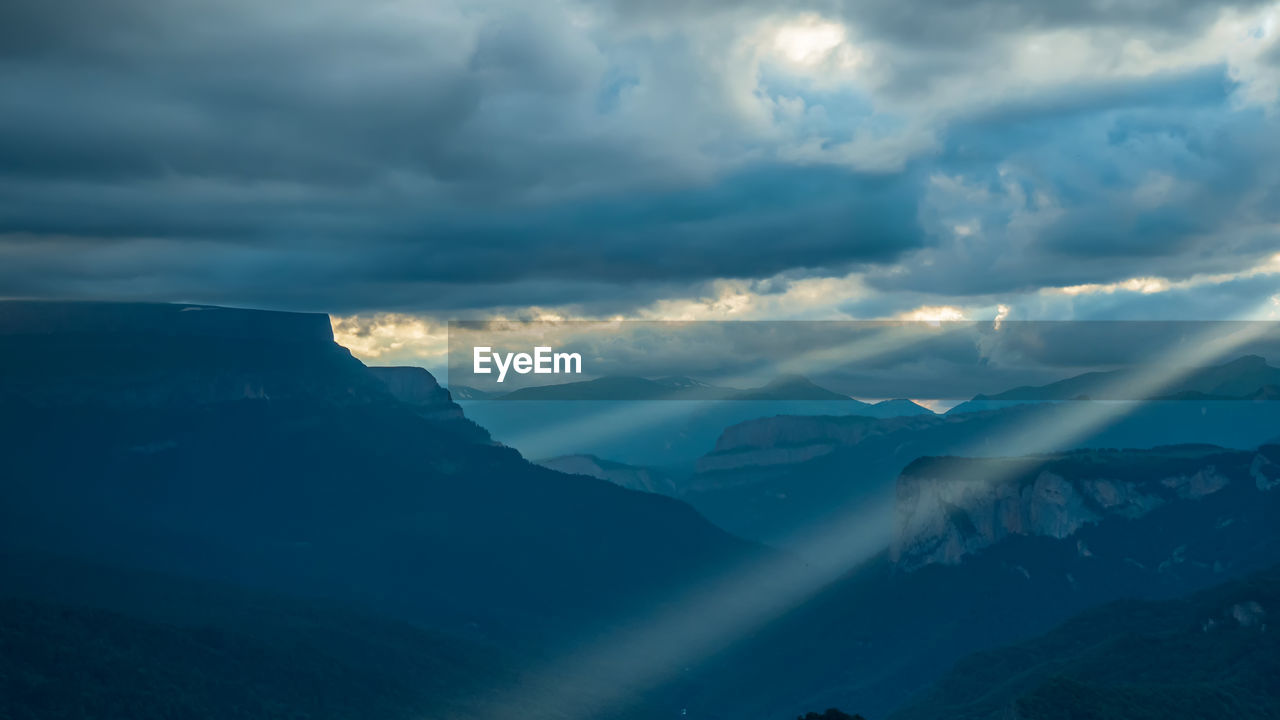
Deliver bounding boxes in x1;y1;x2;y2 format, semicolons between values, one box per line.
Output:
452;373;933;466
3;301;1279;720
454;374;927;404
949;354;1280;414
0;302;761;669
678;441;1280;719
605;371;1280;548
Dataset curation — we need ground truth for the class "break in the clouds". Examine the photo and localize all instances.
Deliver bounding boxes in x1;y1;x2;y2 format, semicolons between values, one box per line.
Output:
1;0;1279;325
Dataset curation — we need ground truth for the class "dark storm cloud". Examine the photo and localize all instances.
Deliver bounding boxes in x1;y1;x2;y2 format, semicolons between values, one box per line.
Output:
603;0;1269;39
0;0;1278;315
0;163;925;312
0;0;932;312
864;67;1280;297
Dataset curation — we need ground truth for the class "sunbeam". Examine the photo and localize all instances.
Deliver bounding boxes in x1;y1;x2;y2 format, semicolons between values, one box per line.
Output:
482;314;1279;720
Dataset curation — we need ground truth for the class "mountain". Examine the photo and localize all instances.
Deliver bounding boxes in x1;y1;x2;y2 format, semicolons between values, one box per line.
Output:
892;563;1280;720
676;442;1280;719
460;392;934;468
891;443;1258;570
491;374;860;402
448;384;504;400
0;301;761;650
728;375;853;401
679;391;1280;548
868;398;934;416
537;454;680;496
496;375;734;401
949;355;1280;414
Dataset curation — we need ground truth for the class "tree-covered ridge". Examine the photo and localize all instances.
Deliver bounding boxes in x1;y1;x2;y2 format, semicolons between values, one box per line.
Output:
892;564;1280;720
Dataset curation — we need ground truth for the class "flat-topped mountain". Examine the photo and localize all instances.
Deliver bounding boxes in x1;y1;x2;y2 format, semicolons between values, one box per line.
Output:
0;302;761;649
0;301;389;408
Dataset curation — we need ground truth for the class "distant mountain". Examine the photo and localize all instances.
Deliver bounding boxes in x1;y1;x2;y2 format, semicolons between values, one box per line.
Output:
891;443;1261;570
893;563;1280;720
472;373;934;413
680;442;1280;719
677;393;1280;547
0;302;761;650
950;355;1280;414
497;374;732;401
729;375;852;401
460;387;934;467
493;374;859;402
538;454;681;496
869;398;934;416
447;384;503;400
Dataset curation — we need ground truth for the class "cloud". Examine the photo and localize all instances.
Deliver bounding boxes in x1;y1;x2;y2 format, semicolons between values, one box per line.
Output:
0;0;1278;321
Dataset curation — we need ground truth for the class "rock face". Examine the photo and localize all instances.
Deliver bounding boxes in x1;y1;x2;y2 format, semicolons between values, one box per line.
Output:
367;366;465;421
892;447;1255;570
687;442;1280;720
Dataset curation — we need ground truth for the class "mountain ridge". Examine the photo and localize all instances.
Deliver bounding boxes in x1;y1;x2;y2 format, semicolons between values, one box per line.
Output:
950;354;1280;414
0;301;764;649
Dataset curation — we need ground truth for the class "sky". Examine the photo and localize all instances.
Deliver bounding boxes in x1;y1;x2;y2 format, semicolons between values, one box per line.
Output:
2;0;1280;367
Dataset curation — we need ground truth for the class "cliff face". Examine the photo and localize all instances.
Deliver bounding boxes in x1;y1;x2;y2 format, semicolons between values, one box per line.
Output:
367;366;465;421
892;446;1278;570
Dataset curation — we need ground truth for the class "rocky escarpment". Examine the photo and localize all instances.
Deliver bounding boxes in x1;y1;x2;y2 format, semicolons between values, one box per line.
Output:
0;300;762;650
0;301;389;408
367;366;465;421
892;445;1280;571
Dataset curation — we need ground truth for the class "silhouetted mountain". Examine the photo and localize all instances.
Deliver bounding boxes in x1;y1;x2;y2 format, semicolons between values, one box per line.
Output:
893;563;1280;720
729;375;852;401
868;398;934;416
0;301;389;408
0;302;761;649
496;375;727;401
949;355;1280;414
679;443;1280;719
